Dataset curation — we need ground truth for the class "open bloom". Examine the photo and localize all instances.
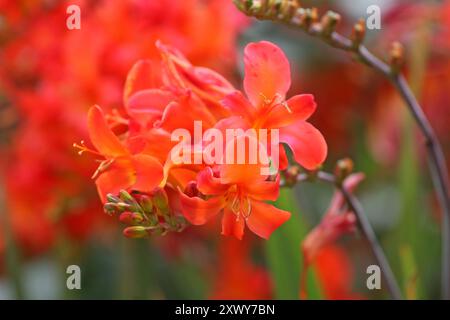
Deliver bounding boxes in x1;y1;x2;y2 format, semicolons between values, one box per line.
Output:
81;40;327;241
1;0;246;254
82;105;164;202
179;135;290;240
220;41;328;170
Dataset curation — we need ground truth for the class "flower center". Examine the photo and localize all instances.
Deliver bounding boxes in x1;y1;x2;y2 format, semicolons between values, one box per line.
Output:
228;187;252;221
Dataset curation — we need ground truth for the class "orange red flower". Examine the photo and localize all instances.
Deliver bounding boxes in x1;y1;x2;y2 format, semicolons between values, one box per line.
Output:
83;40;327;241
0;0;246;255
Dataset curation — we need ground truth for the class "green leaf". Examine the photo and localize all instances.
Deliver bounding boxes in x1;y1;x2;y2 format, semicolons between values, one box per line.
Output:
265;188;323;299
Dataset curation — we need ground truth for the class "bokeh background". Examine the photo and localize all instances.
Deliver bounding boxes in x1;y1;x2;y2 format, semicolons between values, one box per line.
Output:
0;0;449;299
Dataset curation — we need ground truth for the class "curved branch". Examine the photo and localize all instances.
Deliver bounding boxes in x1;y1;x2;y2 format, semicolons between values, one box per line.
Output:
287;170;402;299
235;0;450;299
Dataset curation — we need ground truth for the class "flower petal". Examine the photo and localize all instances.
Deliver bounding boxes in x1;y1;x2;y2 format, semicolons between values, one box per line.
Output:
221;91;256;121
197;167;230;196
155;94;216;132
302;212;356;265
130;154;164;193
280;121;327;170
178;192;225;225
220;134;269;185
241;175;280;201
264;94;317;128
87;105;129;158
244;41;291;106
222;207;246;240
246;200;291;239
126;89;176;125
139;128;177;163
95;160;134;203
123;59;162;104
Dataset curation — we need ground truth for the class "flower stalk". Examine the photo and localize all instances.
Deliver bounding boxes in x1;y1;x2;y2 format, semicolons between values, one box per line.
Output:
282;165;403;300
235;0;450;299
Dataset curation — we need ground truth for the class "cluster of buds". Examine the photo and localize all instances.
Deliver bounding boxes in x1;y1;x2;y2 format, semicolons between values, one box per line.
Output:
233;1;342;35
233;1;371;51
104;189;187;238
234;0;405;75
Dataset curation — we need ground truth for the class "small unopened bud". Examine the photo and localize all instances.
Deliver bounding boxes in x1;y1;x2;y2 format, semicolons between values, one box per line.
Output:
320;11;341;37
249;0;267;17
284;165;301;187
351;18;365;49
152;188;169;213
310;7;318;23
262;0;281;18
119;212;144;225
123;226;148;239
119;190;135;203
389;41;404;75
300;7;318;29
232;0;252;12
292;7;305;25
116;202;132;212
139;195;153;213
335;158;354;183
104;203;118;215
280;0;299;21
106;194;121;203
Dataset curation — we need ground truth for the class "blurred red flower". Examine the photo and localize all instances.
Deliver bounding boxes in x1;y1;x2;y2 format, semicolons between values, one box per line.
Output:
211;237;272;299
0;0;246;256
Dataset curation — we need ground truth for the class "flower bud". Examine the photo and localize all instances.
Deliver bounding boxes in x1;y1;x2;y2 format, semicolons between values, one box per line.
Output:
280;0;299;21
139;195;153;214
116;202;132;212
119;190;135;203
119;212;144;225
351;18;366;49
389;41;404;75
320;11;341;37
104;202;118;215
106;193;121;203
300;7;318;29
335;158;354;183
284;165;301;187
123;226;148;239
152;188;169;213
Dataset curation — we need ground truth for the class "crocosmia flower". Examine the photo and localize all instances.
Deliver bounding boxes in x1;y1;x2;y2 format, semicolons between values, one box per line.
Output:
179;136;290;240
82;40;327;241
221;41;328;170
82;105;164;202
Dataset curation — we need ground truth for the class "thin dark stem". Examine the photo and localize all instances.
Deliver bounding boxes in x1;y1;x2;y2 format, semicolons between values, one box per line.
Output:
282;170;402;299
316;171;403;300
234;0;450;299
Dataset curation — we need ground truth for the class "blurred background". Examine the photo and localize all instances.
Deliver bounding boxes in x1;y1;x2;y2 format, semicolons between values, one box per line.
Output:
0;0;448;299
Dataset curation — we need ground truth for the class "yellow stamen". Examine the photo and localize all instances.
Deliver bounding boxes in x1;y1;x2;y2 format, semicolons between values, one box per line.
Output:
91;158;115;179
73;140;101;156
